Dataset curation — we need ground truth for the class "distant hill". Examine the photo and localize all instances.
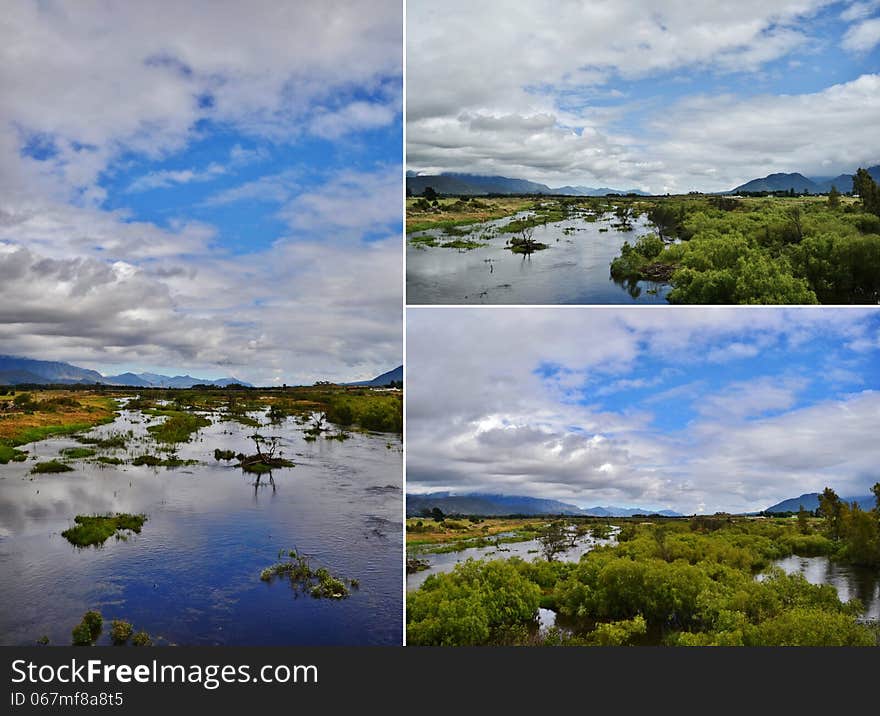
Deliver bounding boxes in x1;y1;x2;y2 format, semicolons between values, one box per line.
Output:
732;173;819;194
0;355;251;388
0;355;104;384
765;492;876;514
346;365;403;387
407;173;649;197
407;492;682;517
731;165;880;194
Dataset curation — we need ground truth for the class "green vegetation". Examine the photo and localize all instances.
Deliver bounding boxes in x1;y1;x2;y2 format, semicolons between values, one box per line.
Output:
214;448;236;460
75;432;129;449
146;412;211;443
72;610;103;646
60;447;96;459
131;631;152;646
131;454;198;467
406;196;532;233
110;620;134;645
407;504;880;646
260;549;357;599
608;178;880;303
61;513;147;547
31;460;74;474
818;486;880;567
0;391;118;447
95;456;125;465
324;393;402;433
0;445;27;463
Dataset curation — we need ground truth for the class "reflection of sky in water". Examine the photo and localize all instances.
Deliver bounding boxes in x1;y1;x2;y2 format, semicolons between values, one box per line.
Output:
763;555;880;622
0;409;402;645
407;210;670;304
406;528;618;591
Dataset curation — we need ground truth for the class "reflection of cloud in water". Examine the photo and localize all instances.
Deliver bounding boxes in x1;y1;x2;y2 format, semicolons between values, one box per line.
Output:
0;408;402;645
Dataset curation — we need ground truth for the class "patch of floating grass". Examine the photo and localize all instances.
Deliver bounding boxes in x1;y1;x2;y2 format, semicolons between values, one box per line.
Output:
61;447;96;459
131;630;152;646
61;513;147;547
0;445;28;463
131;454;198;468
213;449;236;460
260;549;356;599
72;610;102;646
95;456;125;466
31;460;74;474
110;620;134;645
146;412;211;444
75;432;129;449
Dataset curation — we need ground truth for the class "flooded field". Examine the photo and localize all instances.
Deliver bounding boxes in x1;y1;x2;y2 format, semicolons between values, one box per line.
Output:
0;402;402;645
406;209;670;304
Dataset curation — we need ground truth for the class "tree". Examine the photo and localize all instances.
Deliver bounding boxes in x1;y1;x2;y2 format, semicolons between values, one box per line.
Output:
853;168;880;217
872;482;880;518
797;504;810;534
818;487;843;540
538;521;572;561
828;185;841;209
422;186;438;201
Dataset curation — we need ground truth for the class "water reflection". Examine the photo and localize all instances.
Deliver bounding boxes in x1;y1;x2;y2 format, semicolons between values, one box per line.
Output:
767;555;880;621
406;210;670;304
0;408;402;645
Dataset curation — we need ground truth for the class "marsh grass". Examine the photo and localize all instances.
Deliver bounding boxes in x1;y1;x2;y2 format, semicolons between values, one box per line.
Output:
75;432;130;449
60;447;96;459
95;456;125;465
62;513;147;547
132;454;198;468
0;445;27;463
31;460;74;474
146;412;211;443
260;549;356;599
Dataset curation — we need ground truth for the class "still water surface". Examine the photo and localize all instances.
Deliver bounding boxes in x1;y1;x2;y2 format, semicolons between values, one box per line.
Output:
0;406;402;645
406;210;670;304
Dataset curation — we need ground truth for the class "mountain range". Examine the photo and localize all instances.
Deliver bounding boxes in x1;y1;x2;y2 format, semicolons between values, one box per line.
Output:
407;172;649;197
764;492;876;514
406;166;880;198
731;166;880;194
346;365;402;387
0;355;251;388
406;492;683;517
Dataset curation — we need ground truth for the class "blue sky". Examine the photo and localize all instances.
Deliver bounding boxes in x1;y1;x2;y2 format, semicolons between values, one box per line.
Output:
407;308;880;514
408;0;880;192
0;1;402;385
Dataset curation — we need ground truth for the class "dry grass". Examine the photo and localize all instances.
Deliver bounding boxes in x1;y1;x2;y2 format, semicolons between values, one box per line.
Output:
406;196;533;233
0;391;119;445
406;516;549;546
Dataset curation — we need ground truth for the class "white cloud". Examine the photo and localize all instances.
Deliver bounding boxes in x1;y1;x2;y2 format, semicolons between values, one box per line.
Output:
1;0;401;202
406;308;879;513
842;17;880;51
406;0;880;191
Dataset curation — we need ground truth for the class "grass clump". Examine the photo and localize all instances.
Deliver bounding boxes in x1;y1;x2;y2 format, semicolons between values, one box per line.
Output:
213;448;236;460
61;447;96;459
62;513;147;547
146;412;211;443
72;610;103;646
260;549;356;600
95;456;125;466
132;454;197;468
131;631;152;646
31;460;74;474
110;620;134;645
75;432;129;449
0;445;28;463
